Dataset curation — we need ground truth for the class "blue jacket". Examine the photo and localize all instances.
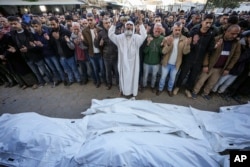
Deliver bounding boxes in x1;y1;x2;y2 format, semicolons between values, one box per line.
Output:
33;27;58;57
49;25;74;58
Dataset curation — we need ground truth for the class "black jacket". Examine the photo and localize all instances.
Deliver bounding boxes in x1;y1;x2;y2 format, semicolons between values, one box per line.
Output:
1;32;35;75
10;29;43;62
184;24;216;64
230;47;250;75
49;25;74;58
94;28;118;60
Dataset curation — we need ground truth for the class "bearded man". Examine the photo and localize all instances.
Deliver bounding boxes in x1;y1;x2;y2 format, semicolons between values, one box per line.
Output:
108;14;147;97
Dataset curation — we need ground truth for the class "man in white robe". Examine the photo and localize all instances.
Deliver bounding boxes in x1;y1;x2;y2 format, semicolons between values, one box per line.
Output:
108;16;147;97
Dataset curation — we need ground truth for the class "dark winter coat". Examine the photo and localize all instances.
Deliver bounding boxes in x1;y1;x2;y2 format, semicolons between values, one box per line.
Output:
10;29;43;62
49;25;75;58
184;24;216;64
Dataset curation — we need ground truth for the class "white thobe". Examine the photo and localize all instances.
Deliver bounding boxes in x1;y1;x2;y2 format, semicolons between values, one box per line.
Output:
109;24;147;96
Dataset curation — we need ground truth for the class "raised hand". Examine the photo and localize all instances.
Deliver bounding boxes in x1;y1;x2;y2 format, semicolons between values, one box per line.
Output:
203;67;209;73
0;55;5;60
52;32;59;39
215;38;223;49
165;36;174;46
147;35;153;45
20;45;27;53
79;34;84;41
113;13;119;25
43;33;50;40
29;41;36;47
186;37;192;45
137;10;143;25
99;38;104;46
192;34;200;45
34;41;43;47
64;35;70;42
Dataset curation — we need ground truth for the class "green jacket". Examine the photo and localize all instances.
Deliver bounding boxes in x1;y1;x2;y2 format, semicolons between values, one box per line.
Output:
143;35;164;65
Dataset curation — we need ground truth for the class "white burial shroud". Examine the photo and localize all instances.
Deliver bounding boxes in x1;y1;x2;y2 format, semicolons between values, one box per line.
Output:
0;98;249;167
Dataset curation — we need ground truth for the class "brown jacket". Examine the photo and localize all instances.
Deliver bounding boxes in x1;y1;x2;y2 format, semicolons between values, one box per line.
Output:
82;26;102;56
203;35;241;71
161;34;190;70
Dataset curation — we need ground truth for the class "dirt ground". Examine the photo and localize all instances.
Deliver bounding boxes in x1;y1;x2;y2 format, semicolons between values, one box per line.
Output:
1;81;249;119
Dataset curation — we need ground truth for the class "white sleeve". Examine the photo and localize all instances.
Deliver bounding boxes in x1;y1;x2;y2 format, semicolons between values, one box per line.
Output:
137;24;147;45
108;25;118;44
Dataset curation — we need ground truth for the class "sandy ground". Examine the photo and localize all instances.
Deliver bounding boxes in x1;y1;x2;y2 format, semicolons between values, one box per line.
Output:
1;80;249;119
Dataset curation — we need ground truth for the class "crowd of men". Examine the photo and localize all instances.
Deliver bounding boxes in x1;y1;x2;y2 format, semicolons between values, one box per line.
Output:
0;8;250;102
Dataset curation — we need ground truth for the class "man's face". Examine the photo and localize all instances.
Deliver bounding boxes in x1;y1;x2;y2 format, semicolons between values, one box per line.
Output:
149;14;154;21
168;16;174;22
92;9;97;15
49;20;59;31
224;27;240;41
154;17;161;24
192;15;201;24
140;13;145;19
125;23;133;31
179;12;185;17
103;20;111;30
80;20;88;29
8;21;22;31
40;16;46;23
87;16;96;28
72;26;80;35
66;20;72;27
179;18;186;27
60;16;65;22
220;15;229;25
153;27;161;37
201;18;213;32
124;23;133;36
172;26;182;37
0;18;9;27
31;24;42;33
